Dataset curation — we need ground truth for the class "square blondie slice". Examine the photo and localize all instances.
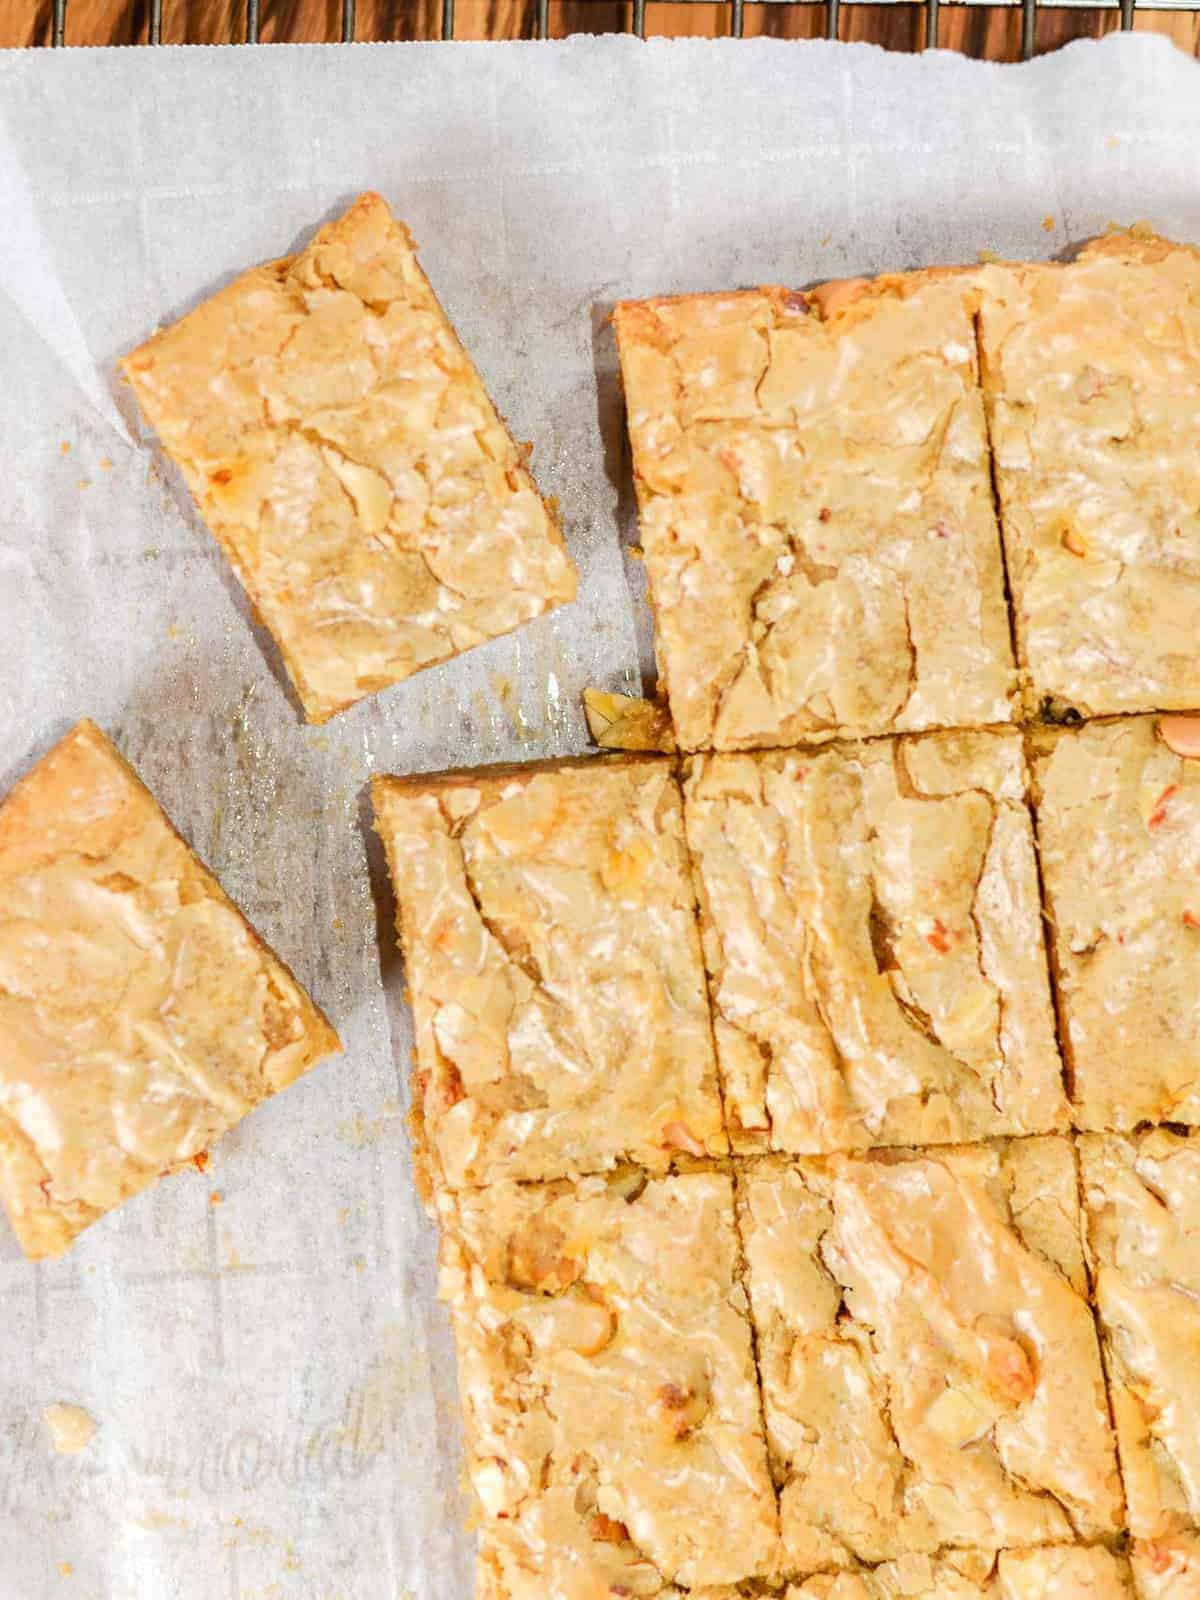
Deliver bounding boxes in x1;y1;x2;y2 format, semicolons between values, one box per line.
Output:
0;721;340;1260
794;1546;1136;1599
683;730;1066;1153
978;232;1200;719
736;1140;1124;1574
614;272;1016;752
441;1170;779;1597
372;756;726;1192
123;192;577;724
1080;1130;1200;1542
1031;714;1200;1130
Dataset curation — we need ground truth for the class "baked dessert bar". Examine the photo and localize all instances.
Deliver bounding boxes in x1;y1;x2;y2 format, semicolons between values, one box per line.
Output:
1080;1129;1200;1541
793;1546;1136;1598
123;192;577;724
371;756;726;1193
0;721;339;1259
614;272;1016;751
1132;1536;1200;1599
682;730;1066;1152
736;1141;1124;1572
441;1171;779;1596
978;232;1200;719
1031;714;1200;1130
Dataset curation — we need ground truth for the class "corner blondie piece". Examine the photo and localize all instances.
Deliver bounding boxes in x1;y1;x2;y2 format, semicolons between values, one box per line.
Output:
441;1171;779;1596
0;721;340;1259
1133;1537;1200;1599
683;731;1066;1152
372;757;726;1192
1031;715;1200;1130
123;192;577;723
1081;1130;1200;1541
614;272;1015;751
978;232;1200;718
793;1546;1136;1598
737;1141;1124;1573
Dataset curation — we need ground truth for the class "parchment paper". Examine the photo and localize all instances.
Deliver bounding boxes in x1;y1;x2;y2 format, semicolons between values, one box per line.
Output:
0;30;1198;1600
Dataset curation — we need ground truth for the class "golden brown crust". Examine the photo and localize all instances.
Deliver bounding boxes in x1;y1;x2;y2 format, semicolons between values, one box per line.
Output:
0;721;339;1259
123;192;577;724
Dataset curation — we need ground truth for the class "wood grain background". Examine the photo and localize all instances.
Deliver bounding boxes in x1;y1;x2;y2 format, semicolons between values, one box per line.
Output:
9;0;1199;57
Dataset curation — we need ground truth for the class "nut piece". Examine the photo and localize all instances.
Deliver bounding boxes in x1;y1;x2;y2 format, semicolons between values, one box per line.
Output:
659;1120;707;1158
1159;716;1200;759
583;689;677;754
809;277;872;320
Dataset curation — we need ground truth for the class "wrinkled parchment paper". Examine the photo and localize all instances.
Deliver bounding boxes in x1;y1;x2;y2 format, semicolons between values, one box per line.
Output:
0;30;1198;1600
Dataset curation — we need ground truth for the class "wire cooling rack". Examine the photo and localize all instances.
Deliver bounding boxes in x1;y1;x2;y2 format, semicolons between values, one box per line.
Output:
42;0;1200;65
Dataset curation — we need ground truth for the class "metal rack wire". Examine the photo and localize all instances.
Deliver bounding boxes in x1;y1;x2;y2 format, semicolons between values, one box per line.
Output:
44;0;1200;58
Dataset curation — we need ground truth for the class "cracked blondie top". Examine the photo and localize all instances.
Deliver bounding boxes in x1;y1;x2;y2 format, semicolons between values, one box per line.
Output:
1133;1536;1200;1599
123;192;577;724
792;1546;1136;1598
683;730;1066;1153
0;721;339;1259
441;1171;779;1596
737;1140;1124;1572
978;232;1200;719
1031;715;1200;1130
1081;1129;1200;1541
614;272;1016;752
371;757;726;1192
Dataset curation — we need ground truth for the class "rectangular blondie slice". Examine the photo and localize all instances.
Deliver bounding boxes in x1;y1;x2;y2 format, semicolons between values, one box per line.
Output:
978;231;1200;719
442;1171;779;1597
372;756;726;1192
0;721;340;1259
124;192;577;723
1081;1129;1200;1542
736;1140;1124;1573
683;731;1066;1152
1031;714;1200;1130
614;272;1016;751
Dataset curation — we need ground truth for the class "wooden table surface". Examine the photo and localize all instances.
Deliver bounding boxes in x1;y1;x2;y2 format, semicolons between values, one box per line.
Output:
10;0;1200;53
